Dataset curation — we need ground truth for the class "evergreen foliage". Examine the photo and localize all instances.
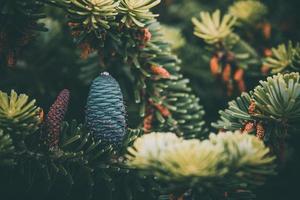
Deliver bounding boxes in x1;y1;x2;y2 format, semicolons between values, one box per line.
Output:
0;129;15;166
263;41;300;73
65;0;206;138
213;72;300;160
192;10;236;45
127;131;276;199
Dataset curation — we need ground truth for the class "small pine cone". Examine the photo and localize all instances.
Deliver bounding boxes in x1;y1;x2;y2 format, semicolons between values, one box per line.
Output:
210;55;220;76
151;65;171;78
256;122;265;140
222;64;231;82
86;72;127;149
242;122;255;134
143;114;153;133
44;89;70;149
248;99;256;115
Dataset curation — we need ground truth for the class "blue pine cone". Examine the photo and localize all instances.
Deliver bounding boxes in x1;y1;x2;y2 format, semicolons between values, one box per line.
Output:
86;72;127;149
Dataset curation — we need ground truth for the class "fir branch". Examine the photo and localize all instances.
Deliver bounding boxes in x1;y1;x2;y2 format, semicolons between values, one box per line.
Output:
0;129;15;166
263;41;300;73
192;10;236;45
212;72;300;161
64;0;206;138
0;90;43;136
126;131;276;198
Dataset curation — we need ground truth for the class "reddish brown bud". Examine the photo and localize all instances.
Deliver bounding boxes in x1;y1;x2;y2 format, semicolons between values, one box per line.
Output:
243;122;255;133
143;114;153;133
210;56;220;76
248;100;256;115
151;65;171;78
234;69;244;81
222;64;231;82
237;79;246;92
155;104;171;117
264;48;273;57
256;122;265;140
261;65;270;75
262;22;272;39
141;28;152;43
79;43;93;59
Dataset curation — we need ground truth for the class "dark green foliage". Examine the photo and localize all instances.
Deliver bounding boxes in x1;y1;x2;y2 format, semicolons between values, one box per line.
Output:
212;92;252;131
143;20;206;138
86;72;127;150
0;120;114;200
0;129;15;166
213;73;300;135
0;0;47;66
212;72;300;163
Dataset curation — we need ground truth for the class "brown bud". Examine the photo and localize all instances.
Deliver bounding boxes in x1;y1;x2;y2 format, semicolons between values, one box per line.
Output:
151;65;171;78
248;100;256;115
155;104;171;117
261;65;270;75
237;79;246;92
256;122;265;140
234;69;244;81
141;28;152;43
79;42;93;59
210;55;220;76
143;114;153;133
222;64;231;82
262;22;272;39
39;108;45;123
243;122;255;133
264;48;273;57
